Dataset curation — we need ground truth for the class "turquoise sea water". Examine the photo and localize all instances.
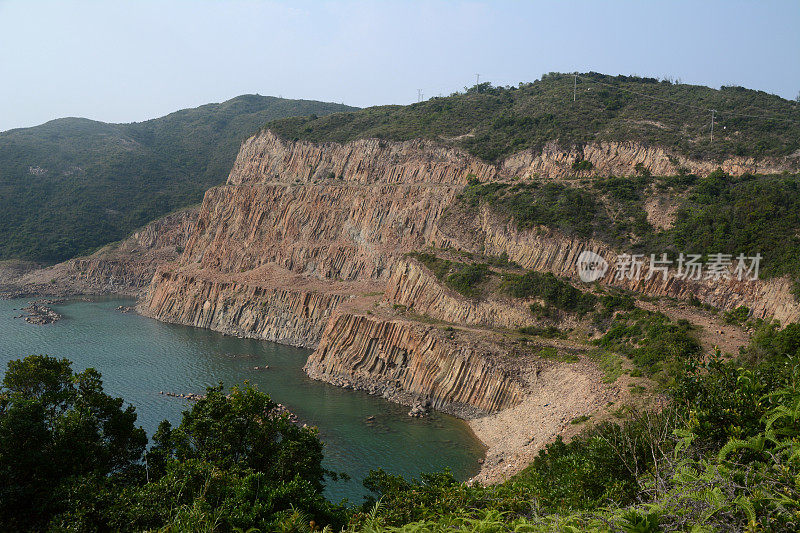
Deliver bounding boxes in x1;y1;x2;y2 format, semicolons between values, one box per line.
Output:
0;297;484;502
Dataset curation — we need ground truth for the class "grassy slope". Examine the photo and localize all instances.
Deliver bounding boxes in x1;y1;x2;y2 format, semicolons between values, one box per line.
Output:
266;72;800;162
0;95;356;262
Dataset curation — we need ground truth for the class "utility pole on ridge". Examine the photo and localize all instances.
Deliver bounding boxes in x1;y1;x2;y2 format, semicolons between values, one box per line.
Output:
573;73;577;102
711;109;716;143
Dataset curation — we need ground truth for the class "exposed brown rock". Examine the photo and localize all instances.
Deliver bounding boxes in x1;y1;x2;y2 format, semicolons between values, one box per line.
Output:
141;264;354;348
182;181;459;279
440;206;800;324
141;132;800;420
3;125;797;486
228;131;497;186
385;257;532;329
502;140;795;180
304;312;526;417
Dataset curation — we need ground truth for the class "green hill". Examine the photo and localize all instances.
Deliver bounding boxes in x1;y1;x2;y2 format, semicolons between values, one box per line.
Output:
266;72;800;162
0;95;356;262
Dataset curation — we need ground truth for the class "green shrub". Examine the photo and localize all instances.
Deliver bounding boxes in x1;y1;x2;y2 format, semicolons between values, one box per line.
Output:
594;175;648;201
518;325;567;339
674;323;800;448
516;413;673;512
723;305;750;324
0;356;147;531
650;172;800;286
445;263;489;298
267;72;800;164
406;252;490;297
0;356;347;532
460;181;599;238
406;251;452;280
597;309;701;382
572;159;594;171
504;270;597;315
356;469;536;527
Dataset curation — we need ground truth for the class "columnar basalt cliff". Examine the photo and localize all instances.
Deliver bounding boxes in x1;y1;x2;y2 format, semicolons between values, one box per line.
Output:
385;258;533;330
501;140;796;180
176;132;492;280
141;132;490;347
183;181;461;279
462;208;800;323
228;132;498;186
142;130;800;420
143;266;348;348
429;202;800;324
133;128;800;483
304;312;527;416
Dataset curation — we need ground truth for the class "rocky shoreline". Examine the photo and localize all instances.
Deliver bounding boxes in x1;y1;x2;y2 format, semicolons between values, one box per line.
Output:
304;370;489;420
15;300;62;325
1;288;618;487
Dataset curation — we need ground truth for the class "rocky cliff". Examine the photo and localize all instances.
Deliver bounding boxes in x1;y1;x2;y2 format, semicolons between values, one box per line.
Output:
427;197;800;324
143;265;349;348
502;140;796;180
141;130;800;418
461;207;800;323
304;312;527;416
385;257;533;330
141;132;534;415
228;131;497;186
141;131;484;344
132;129;800;483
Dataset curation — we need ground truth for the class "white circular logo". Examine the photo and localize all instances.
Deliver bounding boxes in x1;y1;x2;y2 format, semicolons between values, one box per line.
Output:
576;250;608;283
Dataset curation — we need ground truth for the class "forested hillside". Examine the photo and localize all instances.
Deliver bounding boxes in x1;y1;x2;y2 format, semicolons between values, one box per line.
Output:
267;72;800;162
0;95;355;262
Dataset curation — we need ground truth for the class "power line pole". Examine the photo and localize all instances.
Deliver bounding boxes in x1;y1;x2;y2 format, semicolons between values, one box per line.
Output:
573;73;577;102
711;109;716;143
475;73;480;87
417;89;423;102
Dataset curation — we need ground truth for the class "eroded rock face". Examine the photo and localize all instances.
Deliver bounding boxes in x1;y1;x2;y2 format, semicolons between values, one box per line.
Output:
502;140;796;180
227;131;497;186
467;208;800;323
141;132;481;346
141;131;800;417
183;182;459;279
385;258;532;329
304;313;527;417
142;266;346;348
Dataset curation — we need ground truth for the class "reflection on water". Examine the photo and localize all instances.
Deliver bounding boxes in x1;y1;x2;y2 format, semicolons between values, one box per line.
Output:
0;297;483;502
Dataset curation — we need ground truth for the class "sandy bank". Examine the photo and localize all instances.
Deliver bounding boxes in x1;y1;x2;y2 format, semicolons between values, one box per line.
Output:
467;362;629;485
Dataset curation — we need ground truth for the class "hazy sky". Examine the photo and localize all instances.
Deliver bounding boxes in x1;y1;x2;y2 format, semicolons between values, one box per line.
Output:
1;0;798;132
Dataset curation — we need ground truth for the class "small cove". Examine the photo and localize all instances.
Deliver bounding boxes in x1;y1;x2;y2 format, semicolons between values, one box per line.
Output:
0;296;484;502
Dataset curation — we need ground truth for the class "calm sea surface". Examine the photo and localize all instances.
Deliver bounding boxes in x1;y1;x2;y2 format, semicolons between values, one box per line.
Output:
0;297;484;502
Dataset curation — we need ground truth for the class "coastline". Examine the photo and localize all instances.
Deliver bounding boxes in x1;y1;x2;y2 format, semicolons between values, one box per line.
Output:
2;285;644;488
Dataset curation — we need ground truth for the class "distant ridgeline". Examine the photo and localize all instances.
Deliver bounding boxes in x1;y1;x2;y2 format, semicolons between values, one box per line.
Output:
267;72;800;162
0;96;356;262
